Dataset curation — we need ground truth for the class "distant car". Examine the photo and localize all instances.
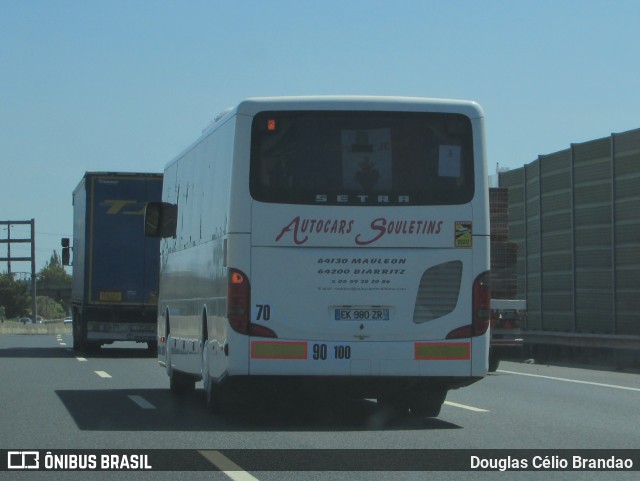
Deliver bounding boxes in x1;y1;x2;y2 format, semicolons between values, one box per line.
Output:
64;316;72;324
19;316;45;324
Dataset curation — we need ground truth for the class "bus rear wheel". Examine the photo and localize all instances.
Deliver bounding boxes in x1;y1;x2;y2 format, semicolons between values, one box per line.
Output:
169;369;195;394
204;375;222;412
407;389;447;418
378;388;447;418
488;350;500;372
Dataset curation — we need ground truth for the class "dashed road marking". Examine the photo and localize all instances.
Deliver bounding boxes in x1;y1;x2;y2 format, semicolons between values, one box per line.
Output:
76;357;87;362
199;450;259;481
128;395;156;410
95;371;112;378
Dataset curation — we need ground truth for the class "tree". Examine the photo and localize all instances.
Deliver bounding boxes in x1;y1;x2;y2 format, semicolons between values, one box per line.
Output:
37;251;72;289
37;251;72;316
0;252;72;320
36;296;66;320
0;273;30;318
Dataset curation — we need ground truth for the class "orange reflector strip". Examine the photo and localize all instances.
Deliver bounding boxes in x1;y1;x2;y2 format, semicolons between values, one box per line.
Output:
267;119;276;131
251;341;307;360
415;342;470;360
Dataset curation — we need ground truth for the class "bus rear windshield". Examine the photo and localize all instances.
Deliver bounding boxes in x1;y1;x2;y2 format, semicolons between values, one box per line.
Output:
250;111;475;206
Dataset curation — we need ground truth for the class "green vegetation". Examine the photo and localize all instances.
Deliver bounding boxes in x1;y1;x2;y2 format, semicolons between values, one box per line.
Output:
0;250;71;321
0;318;71;334
37;296;66;320
0;273;30;318
37;251;71;294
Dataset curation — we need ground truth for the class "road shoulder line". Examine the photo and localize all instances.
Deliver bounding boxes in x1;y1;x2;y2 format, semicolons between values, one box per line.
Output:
498;369;640;392
444;400;489;412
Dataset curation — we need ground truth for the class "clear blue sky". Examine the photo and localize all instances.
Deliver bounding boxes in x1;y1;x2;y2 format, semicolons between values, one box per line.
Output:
2;0;639;272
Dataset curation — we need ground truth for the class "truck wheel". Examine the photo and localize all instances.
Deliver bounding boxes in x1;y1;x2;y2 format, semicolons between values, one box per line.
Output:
84;341;101;353
72;323;81;351
147;341;157;354
72;312;85;352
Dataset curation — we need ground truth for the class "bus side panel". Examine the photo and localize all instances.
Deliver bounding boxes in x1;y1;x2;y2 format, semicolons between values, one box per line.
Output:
157;161;178;362
470;113;491;376
213;233;252;378
471;333;490;376
471;233;491;377
472;115;490;238
157;117;236;378
228;113;252;235
161;245;208;377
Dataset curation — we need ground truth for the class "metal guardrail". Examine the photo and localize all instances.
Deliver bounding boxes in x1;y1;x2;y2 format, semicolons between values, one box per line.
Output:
523;330;640;350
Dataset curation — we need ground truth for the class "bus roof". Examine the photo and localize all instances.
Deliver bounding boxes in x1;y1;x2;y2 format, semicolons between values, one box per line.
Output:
235;96;484;118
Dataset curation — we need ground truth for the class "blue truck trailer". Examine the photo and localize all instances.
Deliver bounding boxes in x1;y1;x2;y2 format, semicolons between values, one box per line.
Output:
63;172;162;352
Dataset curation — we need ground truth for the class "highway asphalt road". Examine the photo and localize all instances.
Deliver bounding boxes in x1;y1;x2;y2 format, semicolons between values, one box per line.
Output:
1;333;639;481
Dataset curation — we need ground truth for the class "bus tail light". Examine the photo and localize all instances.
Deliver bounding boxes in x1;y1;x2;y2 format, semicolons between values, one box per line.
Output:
227;268;276;338
228;268;250;334
472;270;491;336
446;271;491;339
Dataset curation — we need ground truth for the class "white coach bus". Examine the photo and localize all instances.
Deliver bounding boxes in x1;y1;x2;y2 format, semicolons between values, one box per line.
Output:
145;96;491;417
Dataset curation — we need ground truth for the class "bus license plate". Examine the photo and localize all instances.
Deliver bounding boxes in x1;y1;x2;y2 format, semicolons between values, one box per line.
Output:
335;308;390;321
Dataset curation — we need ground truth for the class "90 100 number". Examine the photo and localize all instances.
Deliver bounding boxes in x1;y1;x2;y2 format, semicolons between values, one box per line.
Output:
312;343;351;360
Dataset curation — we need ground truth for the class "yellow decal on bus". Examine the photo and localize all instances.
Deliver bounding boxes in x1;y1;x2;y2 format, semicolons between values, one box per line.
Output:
454;221;472;248
251;341;308;360
414;342;470;360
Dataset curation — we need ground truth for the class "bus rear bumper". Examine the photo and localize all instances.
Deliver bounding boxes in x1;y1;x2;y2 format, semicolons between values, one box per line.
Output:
214;373;483;402
247;338;485;378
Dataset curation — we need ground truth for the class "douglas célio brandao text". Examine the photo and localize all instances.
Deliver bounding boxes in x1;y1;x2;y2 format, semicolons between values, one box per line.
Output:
470;454;634;471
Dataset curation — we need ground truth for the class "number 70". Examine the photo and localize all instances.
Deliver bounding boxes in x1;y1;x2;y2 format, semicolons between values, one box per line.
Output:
255;304;271;321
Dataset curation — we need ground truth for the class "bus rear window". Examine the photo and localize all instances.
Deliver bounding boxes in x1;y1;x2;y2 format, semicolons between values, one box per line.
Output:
250;111;474;206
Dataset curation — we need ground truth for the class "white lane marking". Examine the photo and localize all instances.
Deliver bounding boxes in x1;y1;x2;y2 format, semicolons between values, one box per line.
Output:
499;369;640;392
444;401;489;412
128;395;156;410
76;357;87;362
199;450;259;481
59;342;67;346
95;371;112;378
